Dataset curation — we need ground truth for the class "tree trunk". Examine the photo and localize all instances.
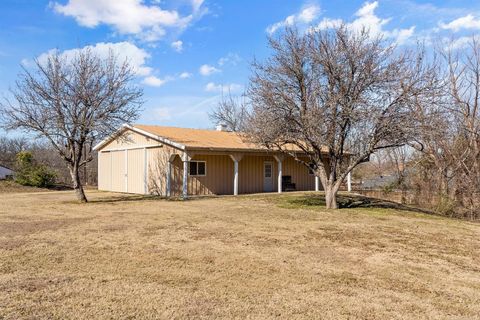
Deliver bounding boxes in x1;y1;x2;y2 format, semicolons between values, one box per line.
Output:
69;164;88;203
325;184;339;209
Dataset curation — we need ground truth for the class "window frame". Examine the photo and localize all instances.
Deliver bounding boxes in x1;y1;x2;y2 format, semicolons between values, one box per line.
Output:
189;160;207;177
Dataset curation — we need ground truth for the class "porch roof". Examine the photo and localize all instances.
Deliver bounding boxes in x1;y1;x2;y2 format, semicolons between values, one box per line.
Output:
134;124;330;153
94;123;329;153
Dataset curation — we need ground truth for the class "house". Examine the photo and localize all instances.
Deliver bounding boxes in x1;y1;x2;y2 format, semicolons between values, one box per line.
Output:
93;124;339;198
0;165;14;180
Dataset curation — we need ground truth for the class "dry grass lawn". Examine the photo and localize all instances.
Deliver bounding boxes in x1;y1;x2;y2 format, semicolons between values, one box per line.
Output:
0;180;52;194
0;190;479;319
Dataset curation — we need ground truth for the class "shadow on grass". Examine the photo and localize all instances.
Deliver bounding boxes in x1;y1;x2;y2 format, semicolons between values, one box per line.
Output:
88;194;220;204
88;194;164;203
285;193;435;215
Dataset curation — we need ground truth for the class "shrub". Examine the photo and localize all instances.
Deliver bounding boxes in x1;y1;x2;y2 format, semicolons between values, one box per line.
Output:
14;151;56;188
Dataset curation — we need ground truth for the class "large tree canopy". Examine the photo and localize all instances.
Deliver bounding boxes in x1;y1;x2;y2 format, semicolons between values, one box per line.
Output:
244;26;439;208
1;48;143;202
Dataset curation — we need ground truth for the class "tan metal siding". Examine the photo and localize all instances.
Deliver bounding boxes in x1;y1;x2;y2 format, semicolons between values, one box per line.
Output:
238;155;277;194
283;157;316;191
98;151;111;191
127;148;145;194
110;150;126;192
147;147;169;195
102;130;161;151
186;155;234;195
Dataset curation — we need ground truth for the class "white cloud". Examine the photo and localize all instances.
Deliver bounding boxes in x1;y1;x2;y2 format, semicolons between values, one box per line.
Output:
218;53;241;66
199;64;220;76
349;1;390;36
311;1;415;45
267;4;320;34
388;26;415;45
179;72;192;79
52;0;207;42
31;42;186;87
205;82;242;93
36;42;152;76
314;17;343;31
191;0;205;13
171;40;183;52
142;75;168;87
439;14;480;32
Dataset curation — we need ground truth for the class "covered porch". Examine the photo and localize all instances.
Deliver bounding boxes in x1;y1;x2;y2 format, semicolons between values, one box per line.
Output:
164;150;350;198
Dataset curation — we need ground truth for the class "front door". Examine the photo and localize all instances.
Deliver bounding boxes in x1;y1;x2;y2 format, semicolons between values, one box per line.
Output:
263;161;274;192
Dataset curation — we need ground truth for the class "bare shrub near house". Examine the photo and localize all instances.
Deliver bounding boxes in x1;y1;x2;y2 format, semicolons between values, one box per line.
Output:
241;26;439;209
1;49;143;202
148;149;170;196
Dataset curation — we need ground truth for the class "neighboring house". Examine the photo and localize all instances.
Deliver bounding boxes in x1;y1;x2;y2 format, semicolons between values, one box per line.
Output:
0;165;14;180
94;124;331;197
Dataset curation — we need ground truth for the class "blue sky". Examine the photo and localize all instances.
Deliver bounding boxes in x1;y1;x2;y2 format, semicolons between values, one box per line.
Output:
1;0;479;130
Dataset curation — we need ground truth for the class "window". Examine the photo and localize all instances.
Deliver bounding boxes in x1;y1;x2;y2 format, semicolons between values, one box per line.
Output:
264;163;272;178
189;161;206;176
308;163;315;175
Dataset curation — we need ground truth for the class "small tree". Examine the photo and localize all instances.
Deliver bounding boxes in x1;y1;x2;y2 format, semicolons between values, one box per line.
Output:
1;48;143;202
244;26;438;208
14;151;56;188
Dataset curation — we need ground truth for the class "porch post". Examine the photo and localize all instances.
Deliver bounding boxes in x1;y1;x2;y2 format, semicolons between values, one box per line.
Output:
229;154;243;195
347;171;352;192
315;176;320;192
273;154;284;193
234;161;239;195
182;152;190;199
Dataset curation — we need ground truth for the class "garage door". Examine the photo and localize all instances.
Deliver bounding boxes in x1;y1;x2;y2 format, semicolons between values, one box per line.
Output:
98;151;112;191
127;148;145;194
110;150;126;192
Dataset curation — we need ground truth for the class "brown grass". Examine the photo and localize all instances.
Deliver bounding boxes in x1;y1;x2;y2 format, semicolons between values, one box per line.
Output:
0;190;479;319
0;180;52;194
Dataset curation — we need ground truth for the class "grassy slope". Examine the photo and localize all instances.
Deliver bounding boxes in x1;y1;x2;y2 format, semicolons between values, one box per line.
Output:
0;190;479;319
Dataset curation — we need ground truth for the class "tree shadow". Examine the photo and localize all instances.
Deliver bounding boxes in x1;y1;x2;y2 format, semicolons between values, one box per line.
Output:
87;194;219;204
88;194;163;203
286;193;435;215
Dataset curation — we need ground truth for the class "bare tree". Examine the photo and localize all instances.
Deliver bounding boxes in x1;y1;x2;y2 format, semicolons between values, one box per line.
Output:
209;93;247;132
0;135;29;168
245;26;438;209
1;48;143;202
412;36;480;218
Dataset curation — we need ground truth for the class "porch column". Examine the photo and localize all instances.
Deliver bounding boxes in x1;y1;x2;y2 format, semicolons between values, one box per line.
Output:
166;154;177;198
181;152;191;199
273;154;284;193
229;154;243;195
347;171;352;192
315;176;320;192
